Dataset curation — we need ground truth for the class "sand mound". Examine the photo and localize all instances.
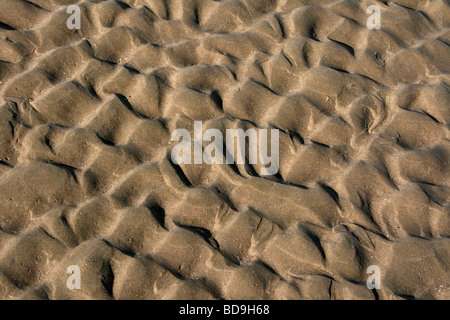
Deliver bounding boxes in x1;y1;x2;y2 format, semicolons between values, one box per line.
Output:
0;0;449;300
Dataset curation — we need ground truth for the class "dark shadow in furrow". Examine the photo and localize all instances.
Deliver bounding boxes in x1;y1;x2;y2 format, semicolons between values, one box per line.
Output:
213;186;238;211
210;90;223;110
115;93;151;120
274;15;286;39
167;157;193;188
116;0;131;9
95;133;115;146
303;229;326;261
44;161;80;184
174;222;220;251
148;204;167;230
328;38;355;56
318;182;341;209
0;21;15;30
221;139;243;177
100;259;115;298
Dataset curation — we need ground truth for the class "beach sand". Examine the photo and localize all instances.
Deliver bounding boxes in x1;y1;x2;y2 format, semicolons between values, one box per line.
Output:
0;0;449;299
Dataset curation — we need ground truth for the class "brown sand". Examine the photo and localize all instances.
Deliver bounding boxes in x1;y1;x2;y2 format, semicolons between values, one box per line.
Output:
0;0;449;300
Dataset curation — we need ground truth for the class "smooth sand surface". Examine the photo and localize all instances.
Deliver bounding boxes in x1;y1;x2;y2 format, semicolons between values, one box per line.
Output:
0;0;449;300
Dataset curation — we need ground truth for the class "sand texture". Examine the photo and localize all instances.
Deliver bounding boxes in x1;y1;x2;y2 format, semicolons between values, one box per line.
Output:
0;0;449;300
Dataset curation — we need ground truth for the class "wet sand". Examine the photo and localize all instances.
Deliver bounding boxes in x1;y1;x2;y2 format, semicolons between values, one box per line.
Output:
0;0;449;299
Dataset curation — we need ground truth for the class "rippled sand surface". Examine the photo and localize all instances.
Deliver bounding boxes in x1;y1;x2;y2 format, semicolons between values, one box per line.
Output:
0;0;449;299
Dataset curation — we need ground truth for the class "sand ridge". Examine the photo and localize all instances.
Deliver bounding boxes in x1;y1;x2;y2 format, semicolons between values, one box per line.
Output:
0;0;449;299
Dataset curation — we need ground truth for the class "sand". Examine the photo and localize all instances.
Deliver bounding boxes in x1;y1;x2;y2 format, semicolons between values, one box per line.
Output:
0;0;449;300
